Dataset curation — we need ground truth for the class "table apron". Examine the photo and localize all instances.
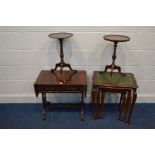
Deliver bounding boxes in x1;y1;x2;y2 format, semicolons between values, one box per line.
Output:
96;87;135;93
34;85;86;96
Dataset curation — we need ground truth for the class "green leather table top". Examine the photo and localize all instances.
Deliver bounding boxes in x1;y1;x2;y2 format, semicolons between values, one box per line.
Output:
93;71;138;88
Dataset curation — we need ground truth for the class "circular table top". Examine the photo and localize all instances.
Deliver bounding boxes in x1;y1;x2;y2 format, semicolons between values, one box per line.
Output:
104;35;130;42
48;32;73;39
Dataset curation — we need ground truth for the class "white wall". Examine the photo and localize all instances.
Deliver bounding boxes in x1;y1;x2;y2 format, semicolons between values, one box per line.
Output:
0;26;155;103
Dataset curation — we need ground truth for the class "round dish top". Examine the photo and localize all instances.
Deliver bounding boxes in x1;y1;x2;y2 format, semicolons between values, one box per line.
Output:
104;35;130;42
48;32;73;39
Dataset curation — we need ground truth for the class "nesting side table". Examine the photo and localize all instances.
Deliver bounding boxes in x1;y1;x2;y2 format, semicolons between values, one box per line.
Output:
92;71;138;124
34;70;87;121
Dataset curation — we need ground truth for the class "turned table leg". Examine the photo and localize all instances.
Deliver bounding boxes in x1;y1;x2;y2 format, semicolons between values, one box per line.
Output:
91;87;97;119
98;88;105;118
119;91;127;122
127;89;137;124
80;91;84;121
42;92;48;120
92;87;101;120
123;90;132;123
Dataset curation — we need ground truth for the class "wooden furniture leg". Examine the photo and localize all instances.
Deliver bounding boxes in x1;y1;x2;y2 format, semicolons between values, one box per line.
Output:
91;87;97;119
119;91;127;121
98;88;105;118
80;90;84;121
42;92;48;120
123;90;132;123
96;88;101;119
127;89;137;124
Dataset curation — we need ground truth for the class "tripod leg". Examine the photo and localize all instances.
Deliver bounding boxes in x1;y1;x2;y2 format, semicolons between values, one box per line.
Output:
64;63;77;73
51;63;60;72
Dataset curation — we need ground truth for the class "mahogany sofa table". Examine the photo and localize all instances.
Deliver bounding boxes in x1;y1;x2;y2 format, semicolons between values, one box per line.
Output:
92;71;138;124
34;70;87;121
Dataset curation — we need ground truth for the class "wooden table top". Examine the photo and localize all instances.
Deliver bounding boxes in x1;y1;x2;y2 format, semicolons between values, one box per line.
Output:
93;71;138;89
104;35;130;42
48;32;73;39
34;70;87;86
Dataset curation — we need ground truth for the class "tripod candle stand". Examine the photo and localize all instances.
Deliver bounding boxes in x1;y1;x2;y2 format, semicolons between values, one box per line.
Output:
48;32;76;73
103;35;130;76
48;32;77;84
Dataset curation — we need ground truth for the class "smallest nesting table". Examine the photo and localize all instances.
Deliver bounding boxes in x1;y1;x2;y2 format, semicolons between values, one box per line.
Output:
92;71;138;124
